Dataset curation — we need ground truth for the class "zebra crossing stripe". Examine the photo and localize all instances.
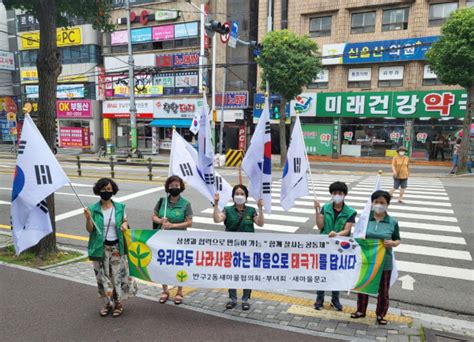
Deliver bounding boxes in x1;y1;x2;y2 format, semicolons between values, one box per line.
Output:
354;185;447;193
192;216;299;233
396;261;474;281
374;211;457;222
396;221;461;233
396;244;471;260
401;232;466;245
200;209;308;223
288;193;450;201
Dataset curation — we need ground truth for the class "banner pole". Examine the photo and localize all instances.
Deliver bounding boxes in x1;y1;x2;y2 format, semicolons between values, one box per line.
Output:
164;127;176;218
297;114;318;201
68;182;99;231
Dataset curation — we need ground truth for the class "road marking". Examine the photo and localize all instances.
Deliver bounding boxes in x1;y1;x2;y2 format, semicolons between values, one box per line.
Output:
287;193;450;201
192;216;299;233
378;211;457;222
0;224;88;242
399;275;415;290
355;185;446;192
0;200;10;205
396;244;472;261
401;232;466;245
0;187;96;198
396;260;474;281
200;208;308;223
397;221;461;233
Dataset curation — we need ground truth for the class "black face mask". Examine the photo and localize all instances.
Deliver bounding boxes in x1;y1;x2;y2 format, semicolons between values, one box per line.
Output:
168;188;181;197
99;191;113;201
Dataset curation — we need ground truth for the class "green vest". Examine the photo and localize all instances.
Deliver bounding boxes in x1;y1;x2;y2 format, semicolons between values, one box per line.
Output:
87;201;126;260
321;202;356;235
154;196;190;230
224;205;256;232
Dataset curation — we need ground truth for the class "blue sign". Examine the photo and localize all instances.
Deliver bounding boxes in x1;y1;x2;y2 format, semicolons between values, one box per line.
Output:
253;93;290;118
229;21;239;48
342;36;439;64
131;27;152;43
174;22;199;39
215;91;249;109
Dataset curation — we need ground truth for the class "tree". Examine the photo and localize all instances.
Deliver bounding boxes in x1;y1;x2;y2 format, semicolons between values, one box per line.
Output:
257;30;321;166
4;0;114;256
425;7;474;174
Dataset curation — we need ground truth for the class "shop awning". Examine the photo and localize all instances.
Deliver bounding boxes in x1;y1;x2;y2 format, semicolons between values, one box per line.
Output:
149;119;192;128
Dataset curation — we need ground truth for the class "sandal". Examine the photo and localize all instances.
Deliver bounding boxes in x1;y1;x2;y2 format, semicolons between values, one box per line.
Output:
226;301;237;309
398;199;404;204
377;316;388;325
112;301;124;317
351;312;366;319
159;292;169;304
99;304;112;317
242;302;250;311
174;293;183;305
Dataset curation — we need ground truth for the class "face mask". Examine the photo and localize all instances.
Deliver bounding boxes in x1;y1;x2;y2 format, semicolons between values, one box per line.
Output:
332;195;344;204
373;204;386;214
168;188;181;197
234;195;246;205
399;152;405;156
99;191;113;201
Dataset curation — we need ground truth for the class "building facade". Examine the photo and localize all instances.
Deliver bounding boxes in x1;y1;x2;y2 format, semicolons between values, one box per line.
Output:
258;0;473;160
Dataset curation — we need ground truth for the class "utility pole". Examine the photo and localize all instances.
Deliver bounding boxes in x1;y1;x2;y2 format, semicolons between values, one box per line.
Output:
266;0;272;94
218;67;227;157
211;33;217;146
125;0;137;152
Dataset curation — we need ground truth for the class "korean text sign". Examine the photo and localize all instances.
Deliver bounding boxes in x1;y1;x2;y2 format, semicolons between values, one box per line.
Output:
56;100;93;119
124;230;387;294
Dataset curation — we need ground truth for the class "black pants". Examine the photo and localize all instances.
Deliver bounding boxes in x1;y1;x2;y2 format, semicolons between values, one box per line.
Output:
316;291;339;301
229;289;251;302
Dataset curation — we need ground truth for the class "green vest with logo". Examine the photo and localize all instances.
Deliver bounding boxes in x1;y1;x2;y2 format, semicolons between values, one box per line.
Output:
224;205;256;233
154;196;190;230
87;201;126;260
321;202;356;235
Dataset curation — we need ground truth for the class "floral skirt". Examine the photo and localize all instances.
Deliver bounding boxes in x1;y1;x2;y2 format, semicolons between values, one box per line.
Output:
92;243;137;304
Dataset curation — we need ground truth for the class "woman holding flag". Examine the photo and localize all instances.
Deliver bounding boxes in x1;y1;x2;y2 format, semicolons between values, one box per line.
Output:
213;185;264;310
351;190;401;325
152;175;193;305
83;178;137;317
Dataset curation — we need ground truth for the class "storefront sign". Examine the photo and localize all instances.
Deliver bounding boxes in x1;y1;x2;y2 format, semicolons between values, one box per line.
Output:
103;100;154;119
174;22;199;39
290;93;316;117
253;93;290;119
152;25;174;41
238;125;246;151
343;131;353;141
332;118;340;156
416;132;428;143
20;68;89;84
111;30;128;45
56;100;93;119
17;14;39;29
155;10;180;21
173;52;199;67
390;132;401;143
215;91;249;109
25;84;85;99
348;68;371;81
131;27;152;43
96;66;106;101
379;66;404;80
322;36;438;65
118;9;180;25
103;118;111;140
302;124;333;156
403;120;414;155
20;27;82;50
0;50;15;71
316;90;467;118
154;98;204;119
59;126;89;148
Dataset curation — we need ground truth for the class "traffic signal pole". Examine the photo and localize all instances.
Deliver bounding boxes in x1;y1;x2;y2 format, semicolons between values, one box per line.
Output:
125;0;138;152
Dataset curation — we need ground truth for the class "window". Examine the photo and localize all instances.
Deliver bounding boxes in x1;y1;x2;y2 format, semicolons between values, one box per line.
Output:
309;16;332;37
378;66;404;87
308;69;329;89
281;0;289;29
423;65;444;86
348;68;371;88
60;45;101;64
429;2;458;26
382;8;409;31
467;0;474;8
20;50;38;67
351;11;375;34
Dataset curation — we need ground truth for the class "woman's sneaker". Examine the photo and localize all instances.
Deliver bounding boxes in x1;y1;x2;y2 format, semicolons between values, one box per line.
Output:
314;297;324;310
331;298;343;311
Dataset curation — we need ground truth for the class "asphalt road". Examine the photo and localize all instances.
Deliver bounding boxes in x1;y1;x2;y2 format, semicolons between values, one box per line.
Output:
0;265;337;342
1;157;473;320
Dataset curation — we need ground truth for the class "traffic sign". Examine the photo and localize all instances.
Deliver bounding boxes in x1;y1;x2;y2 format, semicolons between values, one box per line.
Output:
229;21;238;48
220;22;230;44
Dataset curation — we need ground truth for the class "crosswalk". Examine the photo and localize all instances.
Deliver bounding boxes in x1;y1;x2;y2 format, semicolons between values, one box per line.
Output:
188;174;474;283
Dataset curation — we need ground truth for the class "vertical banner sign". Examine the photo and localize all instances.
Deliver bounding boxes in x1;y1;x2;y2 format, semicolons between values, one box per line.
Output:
332;118;341;158
403;119;414;156
238;125;246;151
82;127;90;148
103;118;111;141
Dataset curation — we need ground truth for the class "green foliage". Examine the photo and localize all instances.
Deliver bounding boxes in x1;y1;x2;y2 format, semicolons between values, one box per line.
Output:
425;7;474;88
0;245;84;267
257;30;321;100
4;0;115;32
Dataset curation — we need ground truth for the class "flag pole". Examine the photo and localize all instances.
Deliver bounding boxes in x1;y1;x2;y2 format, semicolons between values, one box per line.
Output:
259;93;269;201
297;114;318;201
164;126;176;218
68;182;100;231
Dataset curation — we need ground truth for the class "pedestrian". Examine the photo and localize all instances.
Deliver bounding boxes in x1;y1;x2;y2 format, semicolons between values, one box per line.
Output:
213;185;264;311
389;146;409;203
449;138;462;174
351;190;401;325
434;132;446;160
83;177;137;317
313;181;357;311
151;175;193;305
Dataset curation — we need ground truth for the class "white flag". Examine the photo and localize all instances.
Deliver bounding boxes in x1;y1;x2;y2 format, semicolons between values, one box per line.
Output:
280;116;309;211
197;103;215;197
390;251;398;288
353;173;381;239
11;115;70;254
241;96;272;213
170;130;232;210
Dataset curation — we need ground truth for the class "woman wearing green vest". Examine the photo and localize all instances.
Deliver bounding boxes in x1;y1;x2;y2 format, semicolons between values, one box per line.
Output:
83;178;137;317
351;190;400;325
152;175;193;305
314;181;357;311
213;184;264;311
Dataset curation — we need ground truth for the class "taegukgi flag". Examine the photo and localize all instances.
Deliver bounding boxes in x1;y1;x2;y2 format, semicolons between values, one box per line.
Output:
241;96;272;213
197;102;216;199
170;130;232;210
280;115;310;211
11;114;70;254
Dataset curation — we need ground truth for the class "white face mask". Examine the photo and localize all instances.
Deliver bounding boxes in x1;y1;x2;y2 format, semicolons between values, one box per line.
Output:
332;195;345;204
399;151;406;156
373;204;387;214
234;195;246;205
